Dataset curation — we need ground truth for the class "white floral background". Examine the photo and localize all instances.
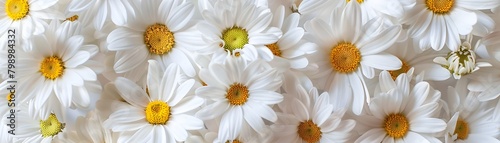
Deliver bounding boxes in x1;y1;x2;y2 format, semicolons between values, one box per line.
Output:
1;0;500;142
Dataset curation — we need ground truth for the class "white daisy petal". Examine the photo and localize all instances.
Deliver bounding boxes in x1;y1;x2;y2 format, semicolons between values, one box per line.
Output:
115;77;149;107
355;129;386;143
409;118;446;134
65;51;90;68
220;107;243;140
362;53;402;70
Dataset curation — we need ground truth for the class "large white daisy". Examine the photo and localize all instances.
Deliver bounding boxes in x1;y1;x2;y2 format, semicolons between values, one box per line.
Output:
0;0;62;51
195;57;283;141
355;72;446;143
404;0;500;51
305;1;402;115
443;80;500;142
103;61;204;142
272;87;355;143
106;0;198;84
16;20;100;119
196;0;281;63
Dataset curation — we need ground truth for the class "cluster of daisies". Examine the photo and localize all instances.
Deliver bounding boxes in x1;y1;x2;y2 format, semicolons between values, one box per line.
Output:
1;0;500;142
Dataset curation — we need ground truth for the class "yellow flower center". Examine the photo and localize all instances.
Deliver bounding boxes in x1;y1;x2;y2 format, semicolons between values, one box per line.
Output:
226;83;249;106
426;0;454;14
39;56;65;80
221;27;249;53
388;60;410;80
266;43;282;57
384;113;409;138
297;120;322;143
144;23;175;55
5;0;29;20
346;0;364;3
454;118;469;140
40;113;65;138
145;100;171;125
65;15;79;22
225;140;242;143
330;42;361;73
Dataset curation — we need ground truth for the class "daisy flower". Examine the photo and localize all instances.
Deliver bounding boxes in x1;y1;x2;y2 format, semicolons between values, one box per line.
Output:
195;57;283;141
15;103;67;143
266;5;316;71
196;0;281;63
404;0;500;51
305;1;402;115
67;0;133;30
16;20;100;119
434;34;492;79
272;87;355;143
106;0;198;84
443;80;500;142
0;0;62;51
355;72;446;142
103;61;204;142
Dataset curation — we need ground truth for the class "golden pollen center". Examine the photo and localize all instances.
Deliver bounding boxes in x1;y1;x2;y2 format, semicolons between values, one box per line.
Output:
226;83;249;106
221;27;249;53
297;120;322;143
384;113;409;138
65;15;79;22
425;0;454;14
145;100;171;125
454;118;469;140
266;43;282;57
5;0;29;20
346;0;364;3
144;23;175;55
39;56;65;80
330;42;361;73
39;113;65;138
388;60;410;80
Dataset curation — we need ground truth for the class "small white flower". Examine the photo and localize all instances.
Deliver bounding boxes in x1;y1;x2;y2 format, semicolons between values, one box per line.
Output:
104;61;204;142
195;57;283;141
106;0;198;84
434;35;492;79
305;1;402;115
196;0;281;63
15;104;67;143
0;0;62;51
272;86;355;143
16;20;101;119
404;0;500;51
355;72;446;143
443;80;500;142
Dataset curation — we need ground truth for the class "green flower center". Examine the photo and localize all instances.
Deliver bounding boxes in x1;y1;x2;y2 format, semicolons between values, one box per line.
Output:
221;27;249;53
40;114;65;138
